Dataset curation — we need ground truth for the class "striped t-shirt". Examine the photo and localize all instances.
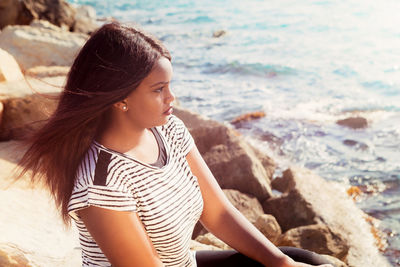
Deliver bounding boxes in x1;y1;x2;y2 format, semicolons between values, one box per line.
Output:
68;115;204;266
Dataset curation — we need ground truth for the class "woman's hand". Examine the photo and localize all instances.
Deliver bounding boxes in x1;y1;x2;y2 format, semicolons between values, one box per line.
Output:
277;256;334;267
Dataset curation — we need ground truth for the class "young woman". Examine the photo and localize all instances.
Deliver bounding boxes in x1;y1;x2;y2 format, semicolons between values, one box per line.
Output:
18;22;334;267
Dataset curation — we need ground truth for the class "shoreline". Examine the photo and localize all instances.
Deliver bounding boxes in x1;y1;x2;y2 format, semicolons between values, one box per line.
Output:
0;2;396;266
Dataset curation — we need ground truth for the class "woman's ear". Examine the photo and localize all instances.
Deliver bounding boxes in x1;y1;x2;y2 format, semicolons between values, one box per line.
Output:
113;100;129;111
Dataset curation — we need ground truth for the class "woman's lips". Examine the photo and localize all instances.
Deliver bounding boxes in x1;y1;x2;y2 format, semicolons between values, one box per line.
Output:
163;106;173;115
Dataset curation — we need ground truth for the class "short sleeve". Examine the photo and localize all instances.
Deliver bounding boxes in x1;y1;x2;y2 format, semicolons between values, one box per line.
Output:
170;115;194;155
68;184;137;221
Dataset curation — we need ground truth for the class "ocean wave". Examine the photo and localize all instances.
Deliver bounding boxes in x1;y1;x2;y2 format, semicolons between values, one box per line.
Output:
201;61;296;77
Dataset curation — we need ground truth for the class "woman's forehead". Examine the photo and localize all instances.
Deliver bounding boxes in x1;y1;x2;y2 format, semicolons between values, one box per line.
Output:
144;57;173;85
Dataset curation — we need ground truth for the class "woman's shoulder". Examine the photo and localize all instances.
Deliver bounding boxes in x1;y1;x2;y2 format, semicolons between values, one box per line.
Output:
161;114;188;135
74;142;126;188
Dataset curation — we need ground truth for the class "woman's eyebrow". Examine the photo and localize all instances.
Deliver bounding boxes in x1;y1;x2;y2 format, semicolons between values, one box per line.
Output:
150;81;169;87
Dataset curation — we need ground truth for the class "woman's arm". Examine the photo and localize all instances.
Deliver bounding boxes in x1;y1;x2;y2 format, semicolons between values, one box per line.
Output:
186;145;331;267
78;207;164;267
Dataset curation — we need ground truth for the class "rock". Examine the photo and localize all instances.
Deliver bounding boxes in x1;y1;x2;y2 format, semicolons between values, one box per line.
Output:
254;214;281;243
25;65;70;78
29;19;62;31
72;5;99;34
190;240;221;251
322;254;348;267
271;175;294;193
342;139;368;150
263;189;317;232
212;30;227;38
0;76;66;101
195;233;230;250
0;48;24;82
19;0;76;31
336;117;368;129
230;111;266;127
0;0;21;30
263;167;391;267
174;107;275;200
0;21;88;70
0;243;33;267
223;189;264;223
0;93;59;140
0;141;81;267
276;224;349;260
0;73;64;141
0;101;3;126
192;221;208;240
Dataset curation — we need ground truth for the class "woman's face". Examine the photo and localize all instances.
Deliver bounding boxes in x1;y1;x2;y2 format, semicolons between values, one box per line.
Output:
123;57;175;129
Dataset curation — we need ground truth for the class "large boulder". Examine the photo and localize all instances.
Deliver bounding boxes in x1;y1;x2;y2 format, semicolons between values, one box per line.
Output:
0;0;20;29
0;71;65;141
0;75;65;101
0;93;59;140
223;189;264;223
174;107;275;200
263;167;391;267
19;0;76;31
192;189;266;238
0;20;87;70
72;4;99;34
276;224;349;261
254;214;281;244
0;48;24;82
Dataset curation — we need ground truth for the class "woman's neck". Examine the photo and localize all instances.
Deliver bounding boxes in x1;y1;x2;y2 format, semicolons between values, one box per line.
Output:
95;112;149;154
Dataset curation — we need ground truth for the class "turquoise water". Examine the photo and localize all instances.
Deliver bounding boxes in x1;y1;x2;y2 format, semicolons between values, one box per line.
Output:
70;0;400;264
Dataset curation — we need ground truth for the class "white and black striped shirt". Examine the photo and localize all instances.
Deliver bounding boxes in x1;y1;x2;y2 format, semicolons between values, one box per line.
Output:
68;115;204;266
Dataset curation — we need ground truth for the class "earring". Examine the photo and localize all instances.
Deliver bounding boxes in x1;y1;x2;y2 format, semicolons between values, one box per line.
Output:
122;105;127;111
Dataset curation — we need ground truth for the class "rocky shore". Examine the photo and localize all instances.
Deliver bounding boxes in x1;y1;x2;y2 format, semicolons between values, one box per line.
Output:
0;1;392;266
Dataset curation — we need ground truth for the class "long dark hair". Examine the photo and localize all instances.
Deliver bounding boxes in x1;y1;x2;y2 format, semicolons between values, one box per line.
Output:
17;22;171;224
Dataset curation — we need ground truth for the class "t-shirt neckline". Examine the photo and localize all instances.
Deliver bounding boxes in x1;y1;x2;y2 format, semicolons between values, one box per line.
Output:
93;127;170;170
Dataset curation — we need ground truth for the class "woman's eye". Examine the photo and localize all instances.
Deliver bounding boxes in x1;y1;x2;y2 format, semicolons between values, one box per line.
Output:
154;87;164;93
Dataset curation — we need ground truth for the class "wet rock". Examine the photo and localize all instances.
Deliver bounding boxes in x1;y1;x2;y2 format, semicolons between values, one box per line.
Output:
223;189;264;223
254;214;281;243
276;224;349;261
0;48;24;82
263;187;318;232
174;107;275;200
337;117;368;129
230;111;266;127
262;167;392;267
0;21;88;70
342;139;368;150
212;30;227;38
271;176;294;193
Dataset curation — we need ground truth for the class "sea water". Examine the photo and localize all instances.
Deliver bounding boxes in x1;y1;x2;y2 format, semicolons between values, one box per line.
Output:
70;0;400;264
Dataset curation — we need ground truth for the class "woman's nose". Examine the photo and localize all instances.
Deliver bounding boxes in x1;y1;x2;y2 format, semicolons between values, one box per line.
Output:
165;87;175;103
